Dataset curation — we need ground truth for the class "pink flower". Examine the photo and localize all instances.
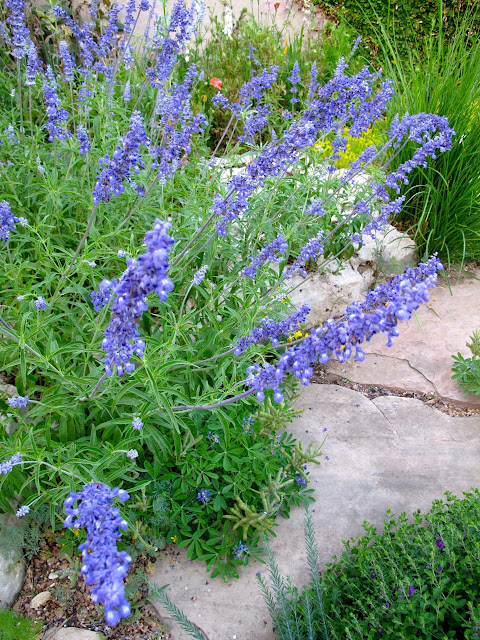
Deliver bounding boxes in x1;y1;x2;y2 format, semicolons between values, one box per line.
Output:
210;77;222;90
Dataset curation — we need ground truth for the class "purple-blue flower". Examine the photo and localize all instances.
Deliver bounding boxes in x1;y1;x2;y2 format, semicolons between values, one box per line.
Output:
126;449;138;460
246;256;443;401
90;280;112;311
0;200;18;242
0;453;22;475
213;60;395;236
6;0;29;58
63;483;131;627
235;304;310;355
53;6;97;76
232;541;249;560
96;2;120;62
197;488;211;504
77;125;90;155
151;65;207;184
59;40;75;82
7;395;29;408
284;231;324;279
42;65;71;141
122;0;137;34
193;264;208;285
308;61;318;100
0;21;11;44
16;505;30;517
146;0;200;88
25;41;41;86
123;79;132;102
101;219;174;376
132;417;143;430
34;296;47;310
289;61;301;104
242;234;288;279
295;475;307;486
436;538;445;549
93;111;150;204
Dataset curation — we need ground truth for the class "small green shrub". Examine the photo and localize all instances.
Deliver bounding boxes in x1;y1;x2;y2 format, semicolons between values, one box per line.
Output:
0;609;42;640
286;490;480;639
452;329;480;395
312;0;480;58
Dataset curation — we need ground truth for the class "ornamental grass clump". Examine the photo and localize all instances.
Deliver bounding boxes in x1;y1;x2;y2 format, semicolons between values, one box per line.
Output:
0;0;453;626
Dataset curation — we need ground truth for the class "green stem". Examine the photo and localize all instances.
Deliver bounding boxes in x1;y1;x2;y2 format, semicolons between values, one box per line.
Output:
16;59;24;141
54;203;99;298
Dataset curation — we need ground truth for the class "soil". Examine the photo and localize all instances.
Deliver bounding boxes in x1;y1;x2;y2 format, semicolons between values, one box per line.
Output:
13;533;171;640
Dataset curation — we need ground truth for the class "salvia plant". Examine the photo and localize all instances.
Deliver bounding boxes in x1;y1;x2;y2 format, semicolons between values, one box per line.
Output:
0;0;453;627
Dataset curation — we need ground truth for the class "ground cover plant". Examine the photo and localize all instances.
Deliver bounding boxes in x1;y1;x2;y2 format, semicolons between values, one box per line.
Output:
260;490;480;640
0;0;453;628
0;608;42;640
452;329;480;396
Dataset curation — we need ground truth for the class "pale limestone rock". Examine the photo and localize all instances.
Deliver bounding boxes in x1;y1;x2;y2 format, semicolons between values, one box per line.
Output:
0;513;25;608
289;262;367;323
30;591;52;609
43;629;105;640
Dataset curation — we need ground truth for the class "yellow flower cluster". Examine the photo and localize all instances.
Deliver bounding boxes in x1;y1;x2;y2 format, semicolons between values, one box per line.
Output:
314;125;384;169
288;329;309;342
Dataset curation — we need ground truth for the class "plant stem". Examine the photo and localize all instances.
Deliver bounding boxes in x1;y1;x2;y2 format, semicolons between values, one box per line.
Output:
54;203;99;297
16;59;24;141
172;388;255;411
88;371;108;400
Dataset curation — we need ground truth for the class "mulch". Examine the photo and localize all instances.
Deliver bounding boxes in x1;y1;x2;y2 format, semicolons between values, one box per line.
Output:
13;533;170;640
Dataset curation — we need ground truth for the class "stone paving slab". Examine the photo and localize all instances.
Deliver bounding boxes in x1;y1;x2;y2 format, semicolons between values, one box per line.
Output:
150;384;480;640
328;270;480;407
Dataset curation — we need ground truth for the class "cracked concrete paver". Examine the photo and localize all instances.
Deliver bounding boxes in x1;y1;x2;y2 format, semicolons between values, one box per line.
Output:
150;384;480;640
328;270;480;406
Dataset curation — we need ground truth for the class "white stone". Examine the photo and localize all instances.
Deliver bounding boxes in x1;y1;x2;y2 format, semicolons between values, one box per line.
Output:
288;223;417;325
43;629;104;640
30;590;51;609
0;514;26;608
289;262;367;323
379;225;417;272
